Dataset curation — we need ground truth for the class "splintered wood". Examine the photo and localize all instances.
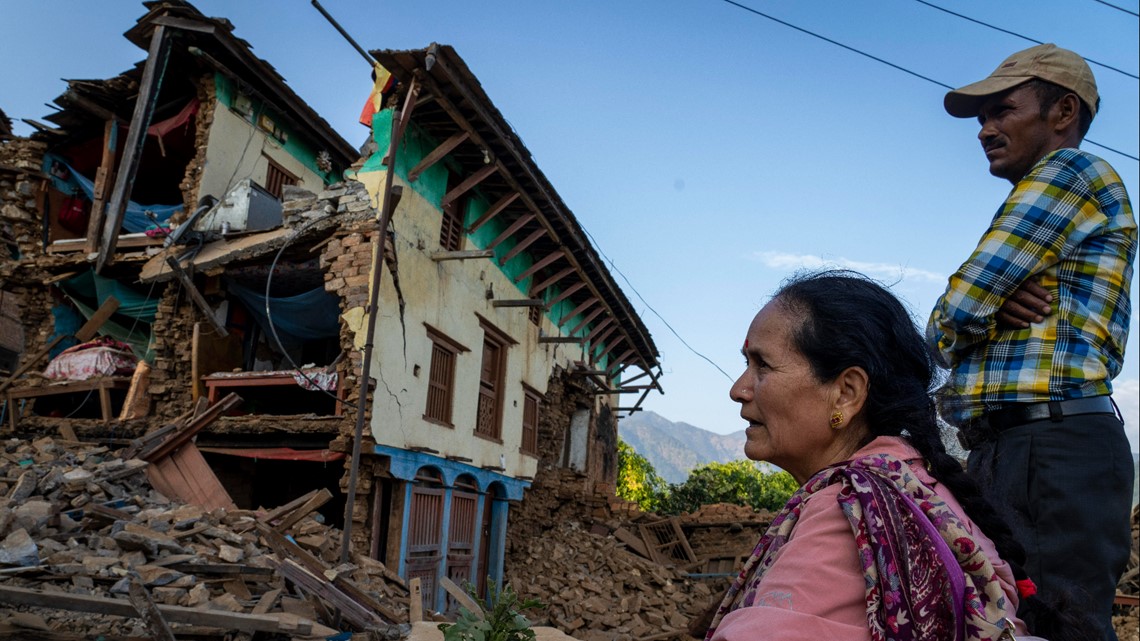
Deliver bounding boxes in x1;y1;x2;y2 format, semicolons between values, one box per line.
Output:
0;436;408;639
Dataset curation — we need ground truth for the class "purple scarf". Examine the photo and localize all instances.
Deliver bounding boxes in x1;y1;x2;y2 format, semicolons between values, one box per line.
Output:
704;453;1010;641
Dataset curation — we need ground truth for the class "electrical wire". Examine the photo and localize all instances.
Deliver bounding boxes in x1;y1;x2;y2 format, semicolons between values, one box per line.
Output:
1091;0;1140;17
715;0;1140;162
578;224;734;382
912;0;1139;80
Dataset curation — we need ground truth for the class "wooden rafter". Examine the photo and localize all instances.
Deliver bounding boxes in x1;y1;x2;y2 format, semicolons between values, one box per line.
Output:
498;227;546;266
486;213;536;252
595;334;627;363
409;130;469;182
583;317;615;345
567;307;605;337
441;163;497;208
387;75;421;166
589;325;620;364
525;263;573;294
545;281;586;311
467;191;518;233
558;297;599;327
608;348;637;373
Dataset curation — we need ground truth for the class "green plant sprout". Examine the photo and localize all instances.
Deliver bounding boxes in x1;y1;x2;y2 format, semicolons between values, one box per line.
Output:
438;580;545;641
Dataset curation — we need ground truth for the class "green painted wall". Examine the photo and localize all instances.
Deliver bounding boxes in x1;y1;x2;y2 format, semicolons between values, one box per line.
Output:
213;74;342;184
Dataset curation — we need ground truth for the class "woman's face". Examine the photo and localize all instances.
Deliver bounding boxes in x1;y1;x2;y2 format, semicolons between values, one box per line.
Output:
729;299;849;484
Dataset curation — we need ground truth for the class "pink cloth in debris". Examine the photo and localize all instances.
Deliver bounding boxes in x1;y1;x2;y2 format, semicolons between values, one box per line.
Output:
43;338;138;381
291;369;337;392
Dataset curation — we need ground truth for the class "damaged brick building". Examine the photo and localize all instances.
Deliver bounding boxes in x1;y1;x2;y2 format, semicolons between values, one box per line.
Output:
0;0;663;617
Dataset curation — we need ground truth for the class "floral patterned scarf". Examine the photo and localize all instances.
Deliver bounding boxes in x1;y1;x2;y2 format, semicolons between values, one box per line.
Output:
704;453;1011;641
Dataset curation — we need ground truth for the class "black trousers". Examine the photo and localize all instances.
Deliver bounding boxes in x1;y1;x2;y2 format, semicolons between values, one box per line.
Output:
967;412;1133;641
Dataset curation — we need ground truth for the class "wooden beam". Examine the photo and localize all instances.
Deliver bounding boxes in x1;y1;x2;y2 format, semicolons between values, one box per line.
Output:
386;75;420;166
497;227;545;266
558;297;599;327
96;25;172;273
545;281;586;311
466;191;517;234
567;307;605;337
491;299;544;308
430;249;493;262
441;577;483;618
84;119;119;254
127;575;176;641
272;488;332;533
608;348;637;372
589;325;621;365
583;317;615;345
485;213;535;253
0;585;312;634
595;334;627;364
409;131;470;183
537;336;584;344
441;163;497;208
518;253;568;288
165;257;227;337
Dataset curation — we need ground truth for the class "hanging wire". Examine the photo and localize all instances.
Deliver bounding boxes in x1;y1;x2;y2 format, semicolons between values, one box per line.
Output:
912;0;1139;80
714;0;1139;162
1090;0;1140;17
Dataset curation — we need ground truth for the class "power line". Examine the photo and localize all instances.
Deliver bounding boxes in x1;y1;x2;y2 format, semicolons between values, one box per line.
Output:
715;0;1139;162
1091;0;1140;17
578;225;735;382
913;0;1139;80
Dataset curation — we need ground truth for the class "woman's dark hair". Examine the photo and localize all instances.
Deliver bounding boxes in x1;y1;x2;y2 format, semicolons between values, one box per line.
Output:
772;269;1094;640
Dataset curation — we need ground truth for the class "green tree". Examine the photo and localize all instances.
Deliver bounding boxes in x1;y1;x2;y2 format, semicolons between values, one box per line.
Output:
658;460;797;515
616;439;667;512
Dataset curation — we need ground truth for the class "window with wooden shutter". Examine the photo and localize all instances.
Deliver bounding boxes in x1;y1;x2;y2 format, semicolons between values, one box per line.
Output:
264;156;298;200
474;318;514;442
440;200;463;251
424;326;467;427
521;387;540;455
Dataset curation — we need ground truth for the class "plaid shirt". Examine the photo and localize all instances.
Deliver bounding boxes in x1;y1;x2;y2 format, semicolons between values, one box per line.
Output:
927;148;1136;425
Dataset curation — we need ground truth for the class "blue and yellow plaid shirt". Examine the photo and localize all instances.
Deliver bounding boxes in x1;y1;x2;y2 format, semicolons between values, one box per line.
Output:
927;148;1136;425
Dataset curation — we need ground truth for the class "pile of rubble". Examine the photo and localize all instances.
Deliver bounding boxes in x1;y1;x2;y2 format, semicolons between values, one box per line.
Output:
1112;504;1139;640
0;436;409;640
505;521;713;641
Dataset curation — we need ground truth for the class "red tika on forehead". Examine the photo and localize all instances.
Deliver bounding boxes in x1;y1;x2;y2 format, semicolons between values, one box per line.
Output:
744;338;749;349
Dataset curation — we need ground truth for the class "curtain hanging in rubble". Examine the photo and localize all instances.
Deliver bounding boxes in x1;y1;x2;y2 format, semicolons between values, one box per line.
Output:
43;153;181;233
224;280;341;351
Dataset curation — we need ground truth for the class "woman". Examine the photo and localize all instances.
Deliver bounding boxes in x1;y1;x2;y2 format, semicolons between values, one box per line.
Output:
705;271;1087;641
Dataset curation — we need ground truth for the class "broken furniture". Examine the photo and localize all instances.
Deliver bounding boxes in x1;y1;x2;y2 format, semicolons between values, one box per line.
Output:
201;370;344;416
5;376;132;431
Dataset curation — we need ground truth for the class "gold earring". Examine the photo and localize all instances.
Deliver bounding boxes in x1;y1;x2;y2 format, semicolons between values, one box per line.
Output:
829;411;844;430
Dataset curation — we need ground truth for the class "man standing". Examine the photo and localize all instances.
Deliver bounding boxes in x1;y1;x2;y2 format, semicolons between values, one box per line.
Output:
928;44;1136;640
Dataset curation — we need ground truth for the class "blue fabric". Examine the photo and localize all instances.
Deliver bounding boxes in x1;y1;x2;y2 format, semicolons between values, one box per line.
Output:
61;270;157;322
225;281;341;350
49;305;83;358
43;153;181;233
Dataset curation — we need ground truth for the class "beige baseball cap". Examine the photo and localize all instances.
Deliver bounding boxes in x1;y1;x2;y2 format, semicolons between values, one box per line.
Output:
944;43;1098;119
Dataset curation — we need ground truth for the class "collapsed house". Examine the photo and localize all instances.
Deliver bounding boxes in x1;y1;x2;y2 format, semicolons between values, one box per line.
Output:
0;0;662;618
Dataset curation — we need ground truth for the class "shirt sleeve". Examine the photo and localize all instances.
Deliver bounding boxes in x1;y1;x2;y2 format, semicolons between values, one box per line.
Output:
710;487;870;641
926;154;1103;366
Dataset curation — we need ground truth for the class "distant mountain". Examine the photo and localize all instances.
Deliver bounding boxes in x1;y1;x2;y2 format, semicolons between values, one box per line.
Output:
618;411;748;484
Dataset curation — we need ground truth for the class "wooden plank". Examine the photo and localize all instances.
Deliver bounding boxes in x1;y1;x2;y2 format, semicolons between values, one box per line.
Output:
466;191;518;234
1115;592;1139;607
165;257;227;337
272;488;332;533
127;574;176;641
440;576;482;619
273;557;386;629
612;527;651;559
84;119;118;255
163;443;235;510
567;307;605;337
118;360;151;421
584;317;616;345
430;250;493;262
259;489;320;525
97;25;172;272
408;131;469;183
139;393;241;462
491;299;544;308
537;336;583;344
0;585;312;634
544;281;586;312
408;577;423;623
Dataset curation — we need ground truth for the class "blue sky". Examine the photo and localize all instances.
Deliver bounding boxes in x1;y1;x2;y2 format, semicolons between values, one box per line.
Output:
2;0;1137;451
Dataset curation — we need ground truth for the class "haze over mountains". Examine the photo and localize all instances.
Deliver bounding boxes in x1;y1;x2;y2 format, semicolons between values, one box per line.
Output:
617;411;748;484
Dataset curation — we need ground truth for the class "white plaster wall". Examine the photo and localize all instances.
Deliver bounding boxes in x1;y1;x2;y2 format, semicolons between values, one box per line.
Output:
355;170;603;480
198;106;325;203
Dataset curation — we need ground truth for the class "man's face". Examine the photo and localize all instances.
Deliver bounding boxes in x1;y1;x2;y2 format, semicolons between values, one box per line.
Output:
976;84;1056;184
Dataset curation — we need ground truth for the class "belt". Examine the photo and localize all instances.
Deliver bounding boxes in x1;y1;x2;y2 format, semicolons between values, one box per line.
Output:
956;396;1116;451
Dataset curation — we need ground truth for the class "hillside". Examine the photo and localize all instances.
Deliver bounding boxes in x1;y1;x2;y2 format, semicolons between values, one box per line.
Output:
617;410;748;483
